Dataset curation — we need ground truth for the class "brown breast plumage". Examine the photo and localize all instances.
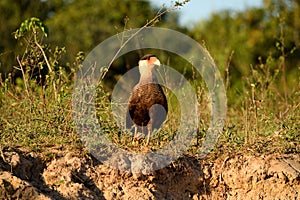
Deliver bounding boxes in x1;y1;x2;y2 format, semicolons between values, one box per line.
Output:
126;83;168;132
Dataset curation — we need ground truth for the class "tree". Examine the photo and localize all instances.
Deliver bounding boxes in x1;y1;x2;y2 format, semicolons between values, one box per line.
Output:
45;0;158;62
189;0;300;95
0;0;183;83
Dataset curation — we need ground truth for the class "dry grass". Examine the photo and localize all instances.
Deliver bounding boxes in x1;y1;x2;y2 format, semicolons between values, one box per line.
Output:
0;15;299;156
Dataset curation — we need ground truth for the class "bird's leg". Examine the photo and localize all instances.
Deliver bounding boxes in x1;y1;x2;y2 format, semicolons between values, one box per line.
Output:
132;125;138;145
146;123;152;145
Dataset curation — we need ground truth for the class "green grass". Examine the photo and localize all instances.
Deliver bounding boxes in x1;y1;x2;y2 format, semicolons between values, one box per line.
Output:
0;76;80;151
0;17;299;156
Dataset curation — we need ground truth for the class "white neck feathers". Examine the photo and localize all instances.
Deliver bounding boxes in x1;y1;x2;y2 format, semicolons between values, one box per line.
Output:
138;60;158;84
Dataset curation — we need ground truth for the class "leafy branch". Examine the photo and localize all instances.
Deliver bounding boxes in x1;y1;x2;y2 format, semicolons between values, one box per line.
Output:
14;17;58;101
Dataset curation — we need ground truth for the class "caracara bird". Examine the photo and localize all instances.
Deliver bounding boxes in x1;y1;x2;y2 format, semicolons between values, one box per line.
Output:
126;54;168;144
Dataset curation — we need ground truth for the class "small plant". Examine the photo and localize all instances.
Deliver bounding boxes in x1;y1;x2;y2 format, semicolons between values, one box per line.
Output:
0;17;81;151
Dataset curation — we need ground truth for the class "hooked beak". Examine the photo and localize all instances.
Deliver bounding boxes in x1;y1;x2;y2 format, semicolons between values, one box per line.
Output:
153;59;161;66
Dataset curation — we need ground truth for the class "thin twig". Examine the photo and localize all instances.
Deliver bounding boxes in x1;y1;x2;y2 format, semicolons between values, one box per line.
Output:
33;31;58;101
100;0;190;82
16;56;31;99
225;51;234;90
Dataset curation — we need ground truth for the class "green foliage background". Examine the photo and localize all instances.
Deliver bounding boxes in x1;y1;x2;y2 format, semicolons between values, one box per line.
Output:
0;0;299;154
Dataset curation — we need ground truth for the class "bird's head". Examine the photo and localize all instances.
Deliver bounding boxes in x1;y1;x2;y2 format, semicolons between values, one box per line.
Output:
137;54;161;83
138;54;161;72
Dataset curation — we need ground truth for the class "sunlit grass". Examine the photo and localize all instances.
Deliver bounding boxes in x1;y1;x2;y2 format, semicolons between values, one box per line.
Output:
0;16;299;156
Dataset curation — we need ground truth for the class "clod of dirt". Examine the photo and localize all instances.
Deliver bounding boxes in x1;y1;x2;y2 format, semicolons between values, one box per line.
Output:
207;154;300;199
0;171;50;200
0;147;299;199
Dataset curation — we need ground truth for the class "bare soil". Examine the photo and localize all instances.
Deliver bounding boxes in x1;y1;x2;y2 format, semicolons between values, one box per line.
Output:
0;146;299;200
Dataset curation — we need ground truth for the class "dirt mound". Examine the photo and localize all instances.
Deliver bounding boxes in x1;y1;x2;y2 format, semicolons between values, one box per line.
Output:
0;147;299;199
